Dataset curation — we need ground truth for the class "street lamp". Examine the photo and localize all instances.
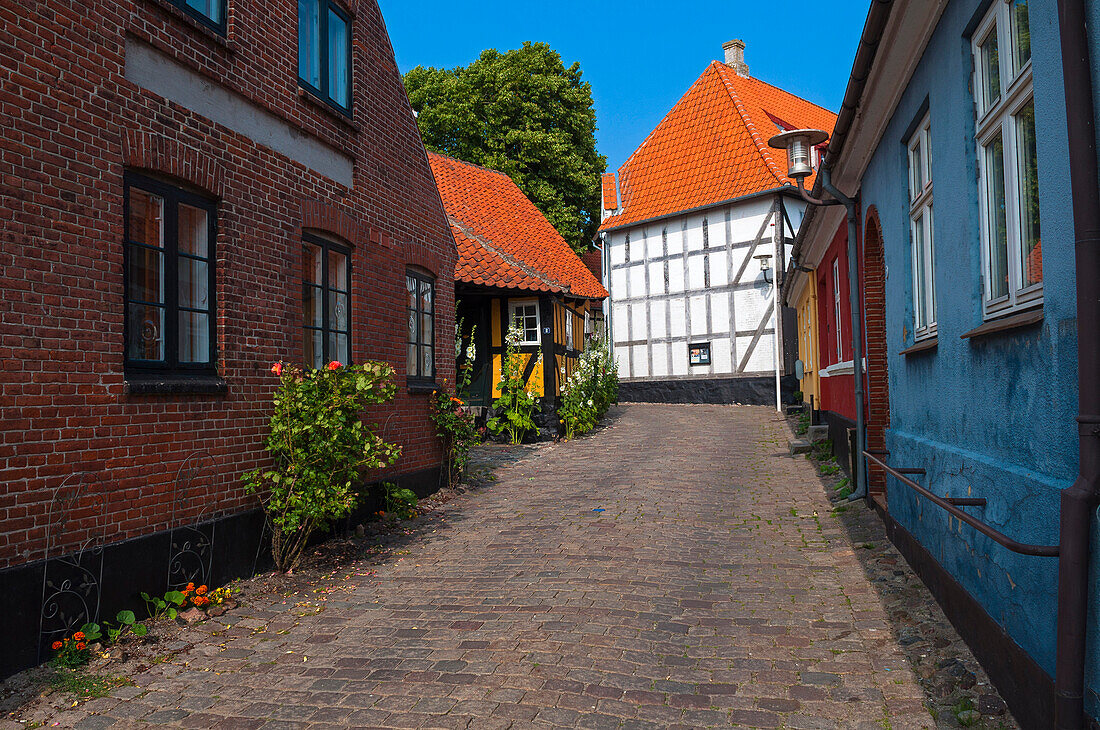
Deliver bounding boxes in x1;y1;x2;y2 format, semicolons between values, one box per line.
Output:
767;128;868;503
755;253;773;284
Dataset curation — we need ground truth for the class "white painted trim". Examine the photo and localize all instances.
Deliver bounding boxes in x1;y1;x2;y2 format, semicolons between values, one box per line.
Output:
818;358;866;378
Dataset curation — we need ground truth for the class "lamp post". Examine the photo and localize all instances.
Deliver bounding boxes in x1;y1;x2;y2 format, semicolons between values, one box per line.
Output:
767;129;867;501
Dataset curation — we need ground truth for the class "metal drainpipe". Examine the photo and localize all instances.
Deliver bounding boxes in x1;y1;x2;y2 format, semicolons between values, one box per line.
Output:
1055;0;1100;726
819;168;866;500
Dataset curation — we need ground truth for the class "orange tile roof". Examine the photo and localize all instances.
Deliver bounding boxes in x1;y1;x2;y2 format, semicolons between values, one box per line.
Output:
601;173;618;211
430;153;608;300
600;62;837;231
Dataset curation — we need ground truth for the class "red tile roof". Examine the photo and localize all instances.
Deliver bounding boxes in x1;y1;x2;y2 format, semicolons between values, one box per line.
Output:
430;153;608;300
600;62;837;231
601;173;618;211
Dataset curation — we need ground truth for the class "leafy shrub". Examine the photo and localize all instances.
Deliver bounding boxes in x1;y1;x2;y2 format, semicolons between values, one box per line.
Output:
487;326;539;444
50;624;100;668
558;336;618;439
243;360;401;572
381;482;418;520
431;385;479;488
141;589;185;621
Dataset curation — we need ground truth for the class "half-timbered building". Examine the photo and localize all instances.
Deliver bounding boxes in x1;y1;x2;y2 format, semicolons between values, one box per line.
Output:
428;153;608;421
598;40;836;404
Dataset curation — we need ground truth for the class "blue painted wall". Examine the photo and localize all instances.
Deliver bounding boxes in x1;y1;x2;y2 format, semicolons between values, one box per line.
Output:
857;0;1099;717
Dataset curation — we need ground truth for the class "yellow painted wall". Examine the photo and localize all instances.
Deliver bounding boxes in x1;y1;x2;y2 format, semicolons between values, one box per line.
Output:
489;297;544;398
795;276;820;406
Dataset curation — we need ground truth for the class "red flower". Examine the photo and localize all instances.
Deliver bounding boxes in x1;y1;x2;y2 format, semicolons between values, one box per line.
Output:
327;360;342;371
73;631;85;641
75;642;86;651
271;362;283;376
51;641;62;651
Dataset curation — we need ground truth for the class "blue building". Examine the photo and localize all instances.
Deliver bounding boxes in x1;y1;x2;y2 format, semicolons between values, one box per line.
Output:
788;1;1100;726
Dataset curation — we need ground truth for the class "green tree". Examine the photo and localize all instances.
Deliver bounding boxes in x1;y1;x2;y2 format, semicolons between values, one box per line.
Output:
404;42;606;253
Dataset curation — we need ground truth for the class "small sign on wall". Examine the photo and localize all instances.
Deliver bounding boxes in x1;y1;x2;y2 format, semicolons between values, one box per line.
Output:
688;342;711;366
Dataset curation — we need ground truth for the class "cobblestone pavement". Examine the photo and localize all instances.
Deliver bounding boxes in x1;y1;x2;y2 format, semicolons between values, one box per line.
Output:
9;404;1016;728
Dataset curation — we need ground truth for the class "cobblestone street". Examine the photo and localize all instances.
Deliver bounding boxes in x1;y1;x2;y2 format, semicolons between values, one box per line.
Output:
8;404;1016;729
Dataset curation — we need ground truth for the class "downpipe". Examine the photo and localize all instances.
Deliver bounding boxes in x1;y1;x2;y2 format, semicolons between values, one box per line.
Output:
819;168;867;500
1055;0;1100;727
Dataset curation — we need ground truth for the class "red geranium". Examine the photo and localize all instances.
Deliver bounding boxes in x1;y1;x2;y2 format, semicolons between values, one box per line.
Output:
327;360;341;371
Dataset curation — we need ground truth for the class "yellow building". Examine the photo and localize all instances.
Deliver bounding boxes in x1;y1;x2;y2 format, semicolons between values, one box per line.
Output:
786;262;820;410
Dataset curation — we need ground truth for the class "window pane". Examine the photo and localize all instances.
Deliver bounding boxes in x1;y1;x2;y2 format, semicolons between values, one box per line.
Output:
421;312;433;345
407;305;417;343
407;275;418;310
329;291;348;332
128;189;163;248
328;249;347;291
421;346;433;377
985;133;1010;299
128;245;164;304
1016;99;1042;287
305;329;324;370
185;0;221;22
909;143;923;200
303;243;322;285
179;204;209;258
407;343;418;376
178;258;210;310
298;0;321;88
329;332;348;365
420;279;433;313
128;304;165;361
1012;0;1031;75
912;215;926;329
304;285;322;326
179;311;210;363
327;8;349;108
927;207;936;322
979;30;1001;112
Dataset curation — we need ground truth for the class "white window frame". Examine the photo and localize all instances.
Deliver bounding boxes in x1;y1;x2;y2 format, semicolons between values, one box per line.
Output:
972;0;1041;319
908;113;937;340
508;299;541;346
833;259;843;362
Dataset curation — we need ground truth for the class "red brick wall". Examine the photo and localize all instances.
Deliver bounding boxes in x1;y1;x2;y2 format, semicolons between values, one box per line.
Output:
862;207;890;494
0;0;457;568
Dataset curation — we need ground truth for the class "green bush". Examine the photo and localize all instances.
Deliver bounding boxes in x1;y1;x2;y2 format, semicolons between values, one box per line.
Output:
487;326;539;444
381;482;418;520
558;335;619;439
430;317;480;487
243;360;401;572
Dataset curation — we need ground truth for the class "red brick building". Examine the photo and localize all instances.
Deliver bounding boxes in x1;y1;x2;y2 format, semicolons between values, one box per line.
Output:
0;0;456;676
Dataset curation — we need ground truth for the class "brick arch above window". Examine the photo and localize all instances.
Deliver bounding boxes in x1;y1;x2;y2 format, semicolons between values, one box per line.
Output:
122;131;224;198
300;201;360;246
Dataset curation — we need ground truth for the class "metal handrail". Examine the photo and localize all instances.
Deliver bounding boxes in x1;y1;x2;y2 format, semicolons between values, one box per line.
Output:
863;450;1060;558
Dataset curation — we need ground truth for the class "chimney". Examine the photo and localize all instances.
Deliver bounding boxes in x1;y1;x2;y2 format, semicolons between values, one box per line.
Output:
723;39;750;77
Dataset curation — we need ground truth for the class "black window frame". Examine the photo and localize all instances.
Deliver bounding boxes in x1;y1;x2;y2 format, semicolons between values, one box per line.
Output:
167;0;227;35
406;269;436;384
123;171;218;377
302;232;353;369
297;0;353;115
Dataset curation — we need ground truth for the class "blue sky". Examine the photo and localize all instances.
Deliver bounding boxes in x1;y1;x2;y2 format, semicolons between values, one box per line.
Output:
378;1;870;174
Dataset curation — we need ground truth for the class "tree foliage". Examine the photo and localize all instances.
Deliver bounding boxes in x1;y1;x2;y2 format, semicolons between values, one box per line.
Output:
404;42;607;253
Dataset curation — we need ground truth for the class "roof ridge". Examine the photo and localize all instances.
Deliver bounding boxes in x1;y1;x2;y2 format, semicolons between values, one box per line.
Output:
738;72;837;117
712;62;787;186
448;216;567;293
427;151;513;181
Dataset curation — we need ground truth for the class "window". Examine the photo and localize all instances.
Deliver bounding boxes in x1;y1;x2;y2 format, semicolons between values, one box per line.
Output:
908;114;936;340
565;307;574;348
302;234;350;369
973;0;1041;317
406;270;435;382
168;0;225;32
833;259;843;361
298;0;351;112
124;172;217;376
509;300;541;345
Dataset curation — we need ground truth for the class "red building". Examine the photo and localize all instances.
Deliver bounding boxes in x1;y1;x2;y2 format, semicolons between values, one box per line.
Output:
0;0;455;676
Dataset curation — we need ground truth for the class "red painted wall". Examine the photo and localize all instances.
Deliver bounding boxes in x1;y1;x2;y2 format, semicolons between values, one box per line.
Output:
0;0;456;569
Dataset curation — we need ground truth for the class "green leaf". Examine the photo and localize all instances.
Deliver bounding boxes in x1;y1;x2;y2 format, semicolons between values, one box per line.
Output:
165;591;186;606
132;623;148;637
116;610;136;626
167;608;178;620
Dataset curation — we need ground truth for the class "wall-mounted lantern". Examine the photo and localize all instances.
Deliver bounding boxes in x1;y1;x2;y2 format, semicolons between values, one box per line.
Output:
755;253;774;284
767;129;829;181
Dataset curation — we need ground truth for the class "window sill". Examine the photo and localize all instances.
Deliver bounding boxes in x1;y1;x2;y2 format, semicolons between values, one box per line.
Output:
961;306;1043;340
297;86;358;132
125;374;228;396
140;0;232;49
900;337;938;356
407;381;439;395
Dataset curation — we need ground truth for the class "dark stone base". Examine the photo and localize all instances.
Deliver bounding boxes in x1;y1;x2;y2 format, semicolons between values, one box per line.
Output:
0;464;443;681
821;411;856;476
619;375;799;406
873;502;1064;729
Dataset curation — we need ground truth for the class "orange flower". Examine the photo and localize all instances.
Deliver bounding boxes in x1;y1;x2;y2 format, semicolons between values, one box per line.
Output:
186;582;195;590
327;360;341;371
75;642;86;651
450;396;464;405
73;631;85;641
51;641;62;651
196;585;207;595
